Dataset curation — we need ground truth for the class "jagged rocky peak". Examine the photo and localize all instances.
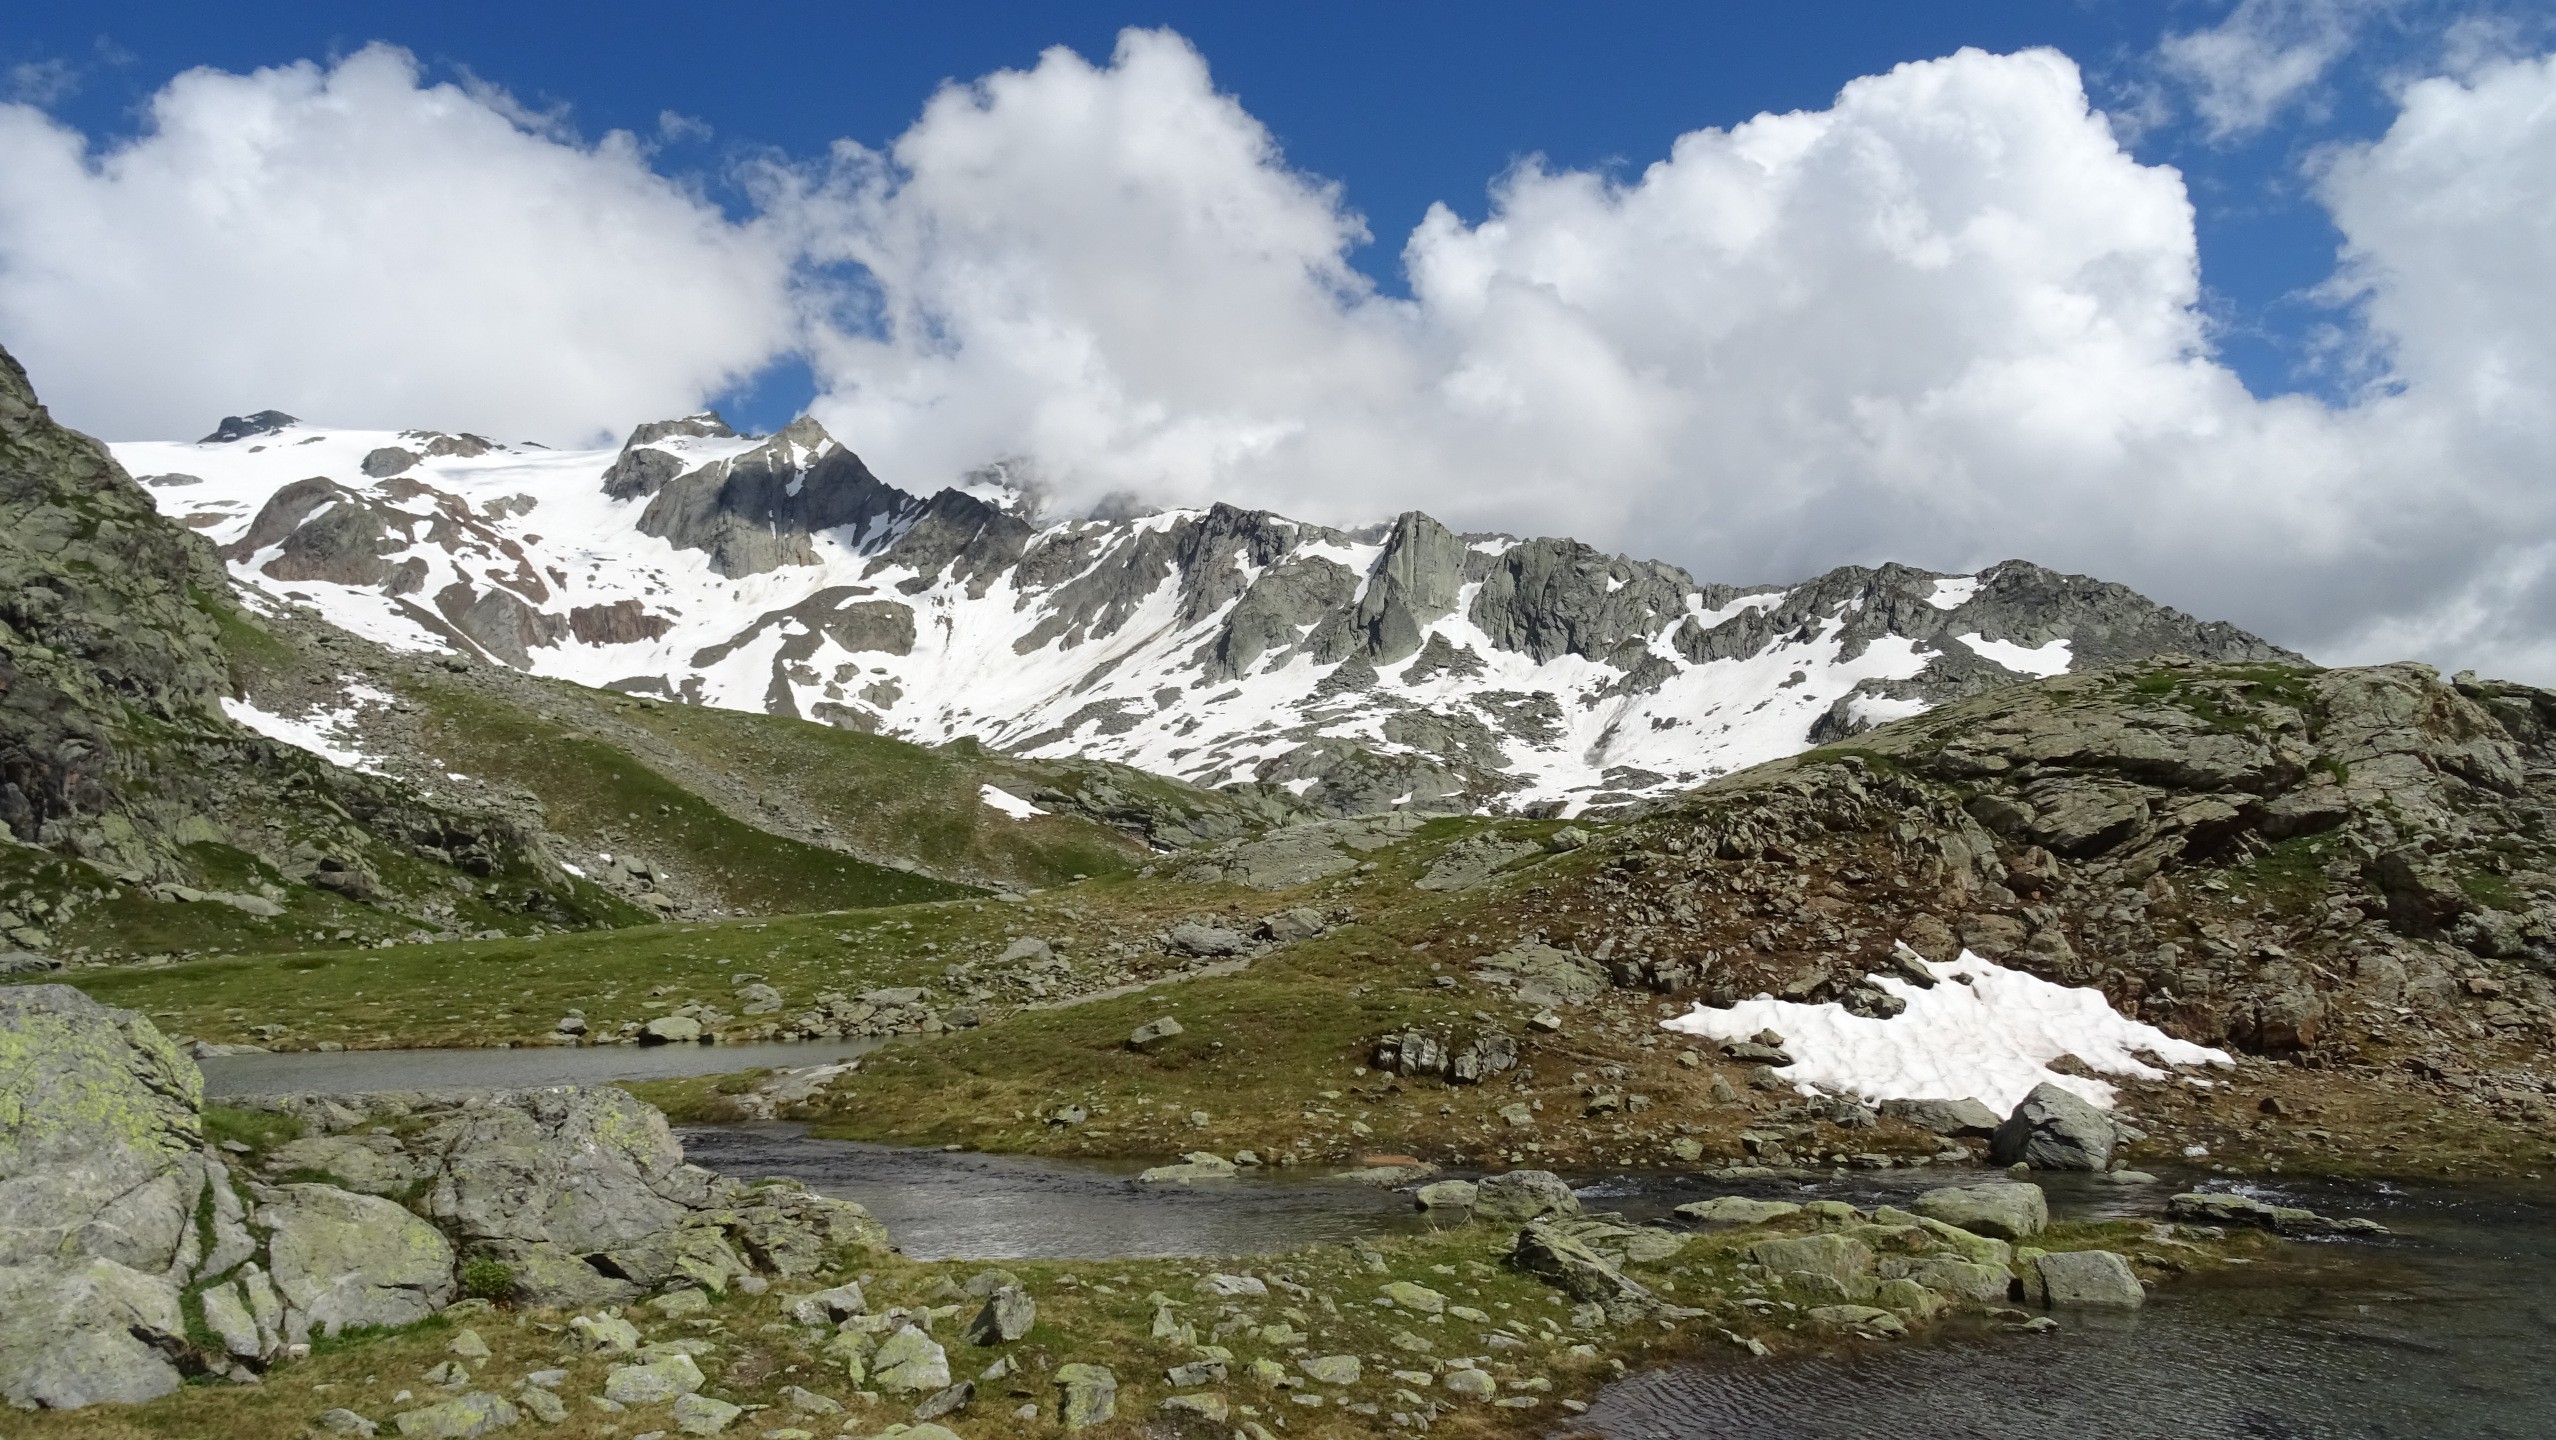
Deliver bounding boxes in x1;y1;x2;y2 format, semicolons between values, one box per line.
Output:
631;413;921;578
111;392;2306;816
197;410;298;444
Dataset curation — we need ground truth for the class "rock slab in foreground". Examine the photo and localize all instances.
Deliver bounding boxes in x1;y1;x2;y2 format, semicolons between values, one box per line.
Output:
1909;1182;2049;1240
0;986;208;1408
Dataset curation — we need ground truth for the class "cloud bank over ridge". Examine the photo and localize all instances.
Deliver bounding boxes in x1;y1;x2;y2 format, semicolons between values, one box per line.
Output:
3;31;2554;680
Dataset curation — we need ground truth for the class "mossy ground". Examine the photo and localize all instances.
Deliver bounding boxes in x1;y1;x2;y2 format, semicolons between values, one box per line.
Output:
4;1200;2274;1440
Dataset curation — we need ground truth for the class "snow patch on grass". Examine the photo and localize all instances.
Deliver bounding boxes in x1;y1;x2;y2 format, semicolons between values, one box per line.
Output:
1663;948;2230;1113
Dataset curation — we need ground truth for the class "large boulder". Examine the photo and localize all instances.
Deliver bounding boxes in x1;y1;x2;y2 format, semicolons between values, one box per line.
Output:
0;986;208;1408
2033;1249;2144;1307
1990;1083;2117;1171
1511;1221;1662;1322
1472;1170;1581;1225
1909;1182;2049;1240
256;1184;456;1340
411;1087;727;1303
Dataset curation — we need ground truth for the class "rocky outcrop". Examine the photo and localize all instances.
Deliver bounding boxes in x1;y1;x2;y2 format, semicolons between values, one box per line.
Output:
638;417;917;578
0;343;630;931
0;987;206;1407
1;993;890;1409
199;411;298;444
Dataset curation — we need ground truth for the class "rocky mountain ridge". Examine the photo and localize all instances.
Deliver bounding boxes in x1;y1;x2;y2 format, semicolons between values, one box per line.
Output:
116;409;2295;819
0;345;645;954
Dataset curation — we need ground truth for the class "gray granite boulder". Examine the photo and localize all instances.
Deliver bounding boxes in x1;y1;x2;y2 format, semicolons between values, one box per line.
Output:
0;986;206;1408
256;1183;456;1340
1990;1083;2117;1171
1909;1182;2049;1239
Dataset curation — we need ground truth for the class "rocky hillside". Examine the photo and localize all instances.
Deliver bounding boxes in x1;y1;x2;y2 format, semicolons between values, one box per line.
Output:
1;345;649;960
114;410;2292;819
0;984;883;1409
1472;657;2556;1095
211;602;1294;926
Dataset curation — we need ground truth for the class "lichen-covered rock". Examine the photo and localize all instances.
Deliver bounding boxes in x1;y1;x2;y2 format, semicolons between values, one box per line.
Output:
392;1391;518;1438
1909;1182;2050;1239
0;986;205;1408
2033;1249;2144;1307
1055;1362;1117;1428
1471;1169;1582;1225
1511;1221;1661;1322
256;1183;456;1340
1746;1233;1878;1301
869;1325;950;1393
604;1352;704;1404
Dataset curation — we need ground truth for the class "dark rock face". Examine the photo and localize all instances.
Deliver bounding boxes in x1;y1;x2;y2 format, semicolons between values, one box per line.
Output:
568;600;674;646
1;344;234;853
223;478;407;586
198;411;298;444
637;417;916;578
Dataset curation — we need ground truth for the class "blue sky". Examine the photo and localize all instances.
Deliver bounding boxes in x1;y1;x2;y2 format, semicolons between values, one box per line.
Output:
4;2;2516;424
5;2;2556;678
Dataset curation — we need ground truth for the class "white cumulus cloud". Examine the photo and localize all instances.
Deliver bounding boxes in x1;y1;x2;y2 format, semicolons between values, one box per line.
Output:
2160;0;2371;141
0;43;795;443
5;30;2556;683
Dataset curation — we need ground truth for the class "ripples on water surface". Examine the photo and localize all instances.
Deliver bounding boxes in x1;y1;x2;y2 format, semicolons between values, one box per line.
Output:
681;1124;1439;1260
1582;1179;2556;1440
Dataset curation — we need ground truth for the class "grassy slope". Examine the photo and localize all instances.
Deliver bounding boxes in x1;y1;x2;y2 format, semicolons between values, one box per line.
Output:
402;682;975;914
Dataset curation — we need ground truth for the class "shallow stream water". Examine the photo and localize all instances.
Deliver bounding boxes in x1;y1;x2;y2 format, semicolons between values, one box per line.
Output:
200;1048;2553;1434
197;1037;878;1095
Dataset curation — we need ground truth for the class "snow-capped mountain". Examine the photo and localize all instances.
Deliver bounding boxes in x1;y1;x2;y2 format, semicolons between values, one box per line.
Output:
114;410;2297;817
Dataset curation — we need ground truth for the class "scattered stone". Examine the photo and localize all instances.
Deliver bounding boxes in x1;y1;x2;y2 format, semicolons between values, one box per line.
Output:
788;1282;866;1326
447;1329;491;1360
317;1408;380;1436
1300;1355;1363;1385
912;1381;974;1422
1166;922;1250;957
1382;1281;1447;1315
639;1015;705;1045
1442;1368;1497;1399
1167;1360;1227;1386
1674;1197;1802;1225
571;1313;642;1354
1512;1222;1662;1321
2166;1191;2389;1236
1139;1152;1237;1183
391;1392;519;1438
965;1285;1036;1344
1197;1273;1268;1297
514;1386;567;1424
604;1354;705;1405
1747;1234;1876;1301
871;1325;952;1393
1127;1017;1185;1050
1806;1305;1906;1336
1055;1363;1117;1428
780;1385;841;1415
1161;1392;1230;1422
670;1390;742;1434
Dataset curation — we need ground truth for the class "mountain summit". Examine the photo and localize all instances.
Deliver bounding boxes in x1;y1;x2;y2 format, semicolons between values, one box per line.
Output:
117;411;2295;817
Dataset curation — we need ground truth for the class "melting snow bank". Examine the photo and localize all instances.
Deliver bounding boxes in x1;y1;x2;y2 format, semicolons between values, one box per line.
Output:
978;784;1047;819
221;692;386;775
1663;948;2231;1113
